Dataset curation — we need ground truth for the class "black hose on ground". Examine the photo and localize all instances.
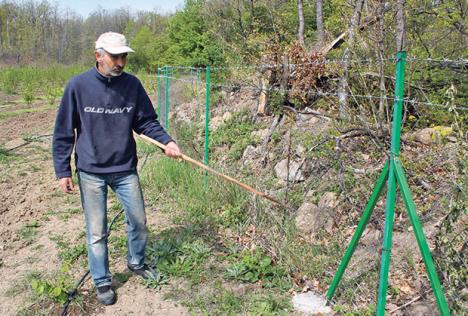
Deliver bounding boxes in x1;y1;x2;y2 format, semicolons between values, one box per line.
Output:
60;208;125;316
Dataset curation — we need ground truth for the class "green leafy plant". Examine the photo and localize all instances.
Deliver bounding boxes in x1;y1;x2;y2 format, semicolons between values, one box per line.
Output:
30;277;69;305
225;250;285;286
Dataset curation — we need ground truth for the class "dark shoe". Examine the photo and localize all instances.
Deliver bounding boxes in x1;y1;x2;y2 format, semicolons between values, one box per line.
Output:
128;263;158;280
96;285;116;305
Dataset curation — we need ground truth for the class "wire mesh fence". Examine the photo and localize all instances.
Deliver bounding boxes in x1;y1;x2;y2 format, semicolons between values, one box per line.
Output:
149;54;466;313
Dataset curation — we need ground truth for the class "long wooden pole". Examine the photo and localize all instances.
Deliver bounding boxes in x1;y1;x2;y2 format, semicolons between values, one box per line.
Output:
138;134;285;208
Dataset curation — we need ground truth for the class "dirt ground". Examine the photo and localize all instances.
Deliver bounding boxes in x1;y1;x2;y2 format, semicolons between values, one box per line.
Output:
0;97;189;315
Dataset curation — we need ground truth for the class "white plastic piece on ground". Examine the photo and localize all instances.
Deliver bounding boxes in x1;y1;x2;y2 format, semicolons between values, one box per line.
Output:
292;292;333;315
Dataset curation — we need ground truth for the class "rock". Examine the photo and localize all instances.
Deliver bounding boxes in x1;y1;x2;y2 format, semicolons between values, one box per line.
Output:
318;192;339;209
295;203;319;235
251;128;269;140
274;159;305;182
446;136;457;143
296;192;339;236
414;128;435;145
413;126;452;145
210;112;233;131
222;111;233;121
210;116;224;131
296;145;306;157
242;145;260;166
292;292;333;315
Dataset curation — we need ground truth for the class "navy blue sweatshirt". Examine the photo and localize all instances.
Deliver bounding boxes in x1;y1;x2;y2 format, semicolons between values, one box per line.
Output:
52;67;173;178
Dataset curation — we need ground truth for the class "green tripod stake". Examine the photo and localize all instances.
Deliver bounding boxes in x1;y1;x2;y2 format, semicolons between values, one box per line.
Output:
326;51;450;315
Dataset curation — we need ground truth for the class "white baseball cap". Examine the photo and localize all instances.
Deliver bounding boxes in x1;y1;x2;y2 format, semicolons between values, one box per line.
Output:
95;32;135;54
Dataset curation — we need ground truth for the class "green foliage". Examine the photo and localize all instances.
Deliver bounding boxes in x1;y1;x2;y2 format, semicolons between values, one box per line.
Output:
211;109;257;161
142;271;170;290
50;235;87;264
19;221;40;240
433;156;468;313
0;65;83;98
146;233;211;283
165;0;225;66
225;250;288;289
30;275;70;305
0;146;15;164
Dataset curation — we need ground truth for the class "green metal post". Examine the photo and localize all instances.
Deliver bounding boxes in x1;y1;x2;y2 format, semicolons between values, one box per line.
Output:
327;161;389;301
204;66;211;166
376;51;406;315
394;159;450;315
165;65;169;130
157;66;161;119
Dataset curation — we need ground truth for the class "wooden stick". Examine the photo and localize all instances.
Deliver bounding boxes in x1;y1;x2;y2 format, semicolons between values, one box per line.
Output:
138;134;286;208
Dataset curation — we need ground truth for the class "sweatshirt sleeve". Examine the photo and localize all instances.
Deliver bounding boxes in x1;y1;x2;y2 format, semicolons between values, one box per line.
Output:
133;81;173;145
52;81;79;178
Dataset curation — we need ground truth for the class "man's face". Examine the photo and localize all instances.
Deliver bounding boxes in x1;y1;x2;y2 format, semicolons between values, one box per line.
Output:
96;51;127;77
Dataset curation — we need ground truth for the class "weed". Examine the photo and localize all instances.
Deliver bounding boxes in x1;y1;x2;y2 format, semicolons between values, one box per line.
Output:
114;272;132;284
30;277;69;304
59;207;81;221
225;250;288;289
0;146;15;163
50;235;87;264
19;221;40;240
22;82;35;104
211;109;257;161
109;235;128;256
142;272;170;290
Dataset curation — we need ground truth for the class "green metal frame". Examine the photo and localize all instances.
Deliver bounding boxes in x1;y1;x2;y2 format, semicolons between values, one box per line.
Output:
326;51;450;315
157;66;161;119
165;65;169;130
204;65;211;166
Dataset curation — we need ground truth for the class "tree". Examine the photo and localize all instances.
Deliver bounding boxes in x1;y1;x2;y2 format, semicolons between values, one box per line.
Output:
297;0;305;46
316;0;324;46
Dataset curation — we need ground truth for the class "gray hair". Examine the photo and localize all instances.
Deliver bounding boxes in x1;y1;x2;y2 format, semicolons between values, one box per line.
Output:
96;48;106;57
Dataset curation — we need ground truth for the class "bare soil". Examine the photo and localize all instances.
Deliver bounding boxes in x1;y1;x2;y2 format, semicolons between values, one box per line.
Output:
0;98;189;315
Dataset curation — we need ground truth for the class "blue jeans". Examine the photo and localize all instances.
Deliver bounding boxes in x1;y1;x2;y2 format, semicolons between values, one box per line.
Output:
78;170;148;287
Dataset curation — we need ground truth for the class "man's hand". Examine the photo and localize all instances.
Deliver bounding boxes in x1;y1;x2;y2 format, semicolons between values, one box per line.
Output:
165;141;182;158
59;177;75;193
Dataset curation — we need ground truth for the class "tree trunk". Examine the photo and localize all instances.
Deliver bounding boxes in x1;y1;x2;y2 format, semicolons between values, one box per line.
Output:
316;0;324;46
396;0;406;51
378;0;388;130
338;0;364;119
297;0;305;47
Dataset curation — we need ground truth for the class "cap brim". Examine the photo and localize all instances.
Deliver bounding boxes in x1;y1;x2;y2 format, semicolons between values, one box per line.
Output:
103;46;135;54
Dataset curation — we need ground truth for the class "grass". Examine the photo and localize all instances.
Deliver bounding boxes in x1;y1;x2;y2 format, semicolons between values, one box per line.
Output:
0;103;56;120
19;221;40;240
138;151;297;313
211;109;259;161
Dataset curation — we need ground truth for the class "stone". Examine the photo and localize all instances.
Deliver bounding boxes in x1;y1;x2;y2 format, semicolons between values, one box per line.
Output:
209;112;233;131
295;192;339;236
296;145;306;157
292;292;333;315
242;145;260;166
318;192;339;209
251;128;269;140
413;126;452;145
274;159;305;182
222;111;233;121
295;203;319;235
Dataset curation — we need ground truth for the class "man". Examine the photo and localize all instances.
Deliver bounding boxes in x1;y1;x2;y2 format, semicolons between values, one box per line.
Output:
52;32;181;305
